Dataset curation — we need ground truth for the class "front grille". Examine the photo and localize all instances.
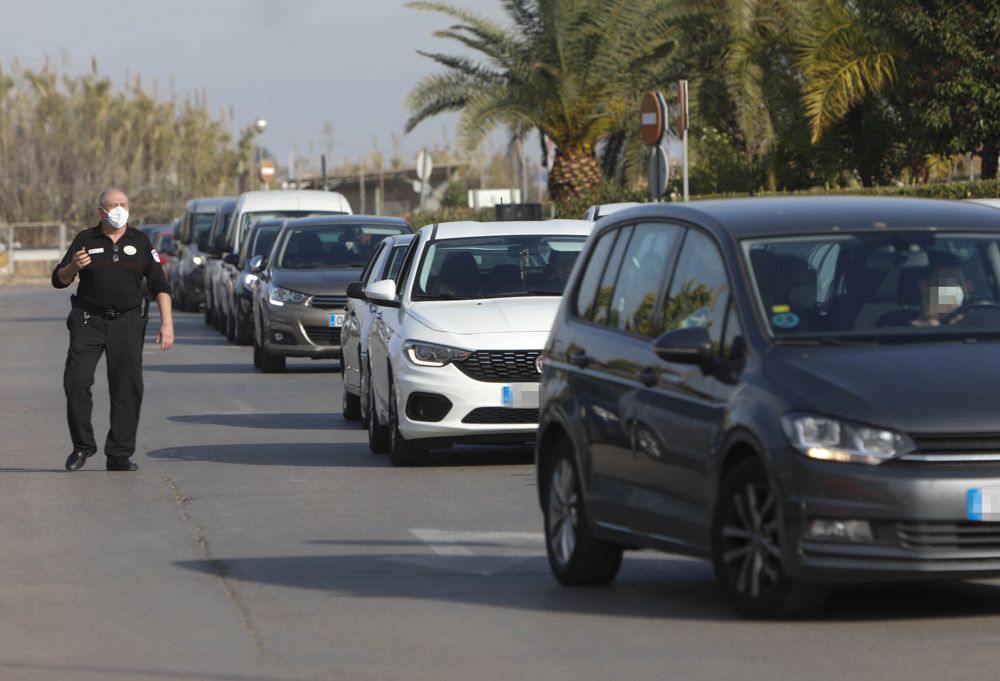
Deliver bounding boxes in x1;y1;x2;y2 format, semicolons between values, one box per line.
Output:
455;350;542;383
309;295;348;309
901;433;1000;463
897;522;1000;553
304;326;342;345
462;408;539;424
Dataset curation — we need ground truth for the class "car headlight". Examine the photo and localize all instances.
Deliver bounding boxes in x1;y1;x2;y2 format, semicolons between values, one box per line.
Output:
268;284;307;306
243;273;258;292
192;255;204;266
782;414;915;465
403;341;472;367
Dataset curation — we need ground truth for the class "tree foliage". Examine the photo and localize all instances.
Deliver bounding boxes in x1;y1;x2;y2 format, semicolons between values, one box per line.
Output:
0;60;249;226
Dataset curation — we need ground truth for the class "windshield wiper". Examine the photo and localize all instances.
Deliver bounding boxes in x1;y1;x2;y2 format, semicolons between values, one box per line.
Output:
490;289;562;298
774;337;879;347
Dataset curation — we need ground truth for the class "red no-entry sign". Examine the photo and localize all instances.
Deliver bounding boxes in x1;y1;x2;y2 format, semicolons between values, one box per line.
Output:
640;92;667;146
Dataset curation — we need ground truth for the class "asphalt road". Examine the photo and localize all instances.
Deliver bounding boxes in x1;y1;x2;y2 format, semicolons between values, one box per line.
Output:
4;283;1000;681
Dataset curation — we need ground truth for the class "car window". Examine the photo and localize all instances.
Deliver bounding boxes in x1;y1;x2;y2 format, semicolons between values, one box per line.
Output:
574;229;618;319
662;230;730;349
361;243;387;286
592;226;633;326
411;235;587;301
744;232;1000;339
384;245;409;281
607;224;680;336
720;301;745;360
274;224;409;270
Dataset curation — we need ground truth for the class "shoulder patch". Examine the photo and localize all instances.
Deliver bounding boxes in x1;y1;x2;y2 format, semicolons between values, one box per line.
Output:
151;249;160;264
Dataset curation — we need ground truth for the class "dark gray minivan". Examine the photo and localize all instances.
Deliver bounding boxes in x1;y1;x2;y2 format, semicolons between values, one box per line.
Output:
537;197;1000;617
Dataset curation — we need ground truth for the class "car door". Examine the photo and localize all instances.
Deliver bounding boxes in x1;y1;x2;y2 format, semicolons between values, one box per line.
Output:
563;225;640;526
627;227;742;550
344;242;388;391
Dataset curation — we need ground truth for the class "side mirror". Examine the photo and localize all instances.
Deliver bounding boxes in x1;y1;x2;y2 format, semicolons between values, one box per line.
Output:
248;255;266;273
223;253;240;266
365;279;400;308
346;281;367;300
653;327;714;365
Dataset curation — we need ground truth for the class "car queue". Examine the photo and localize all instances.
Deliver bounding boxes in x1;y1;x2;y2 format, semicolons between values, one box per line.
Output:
154;192;1000;619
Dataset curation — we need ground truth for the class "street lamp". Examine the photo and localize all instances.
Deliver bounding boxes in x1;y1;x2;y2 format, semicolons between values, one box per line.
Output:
253;118;268;190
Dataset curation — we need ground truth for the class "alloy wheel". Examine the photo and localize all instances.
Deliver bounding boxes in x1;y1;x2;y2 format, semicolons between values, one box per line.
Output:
547;459;579;567
720;481;781;599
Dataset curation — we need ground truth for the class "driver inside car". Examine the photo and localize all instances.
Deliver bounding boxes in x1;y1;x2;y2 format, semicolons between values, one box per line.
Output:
877;253;974;327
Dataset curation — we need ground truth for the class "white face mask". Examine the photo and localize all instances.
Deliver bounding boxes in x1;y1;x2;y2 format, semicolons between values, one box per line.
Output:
931;285;964;308
103;206;129;230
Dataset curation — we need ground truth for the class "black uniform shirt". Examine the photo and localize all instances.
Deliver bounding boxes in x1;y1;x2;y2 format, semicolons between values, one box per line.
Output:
52;225;171;310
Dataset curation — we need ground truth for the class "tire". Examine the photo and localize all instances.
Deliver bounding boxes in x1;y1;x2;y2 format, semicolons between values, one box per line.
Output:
542;438;623;586
388;382;429;467
341;361;362;421
215;309;226;333
260;345;286;373
367;380;390;454
359;361;371;426
711;457;828;618
204;298;214;326
252;339;263;369
226;311;237;343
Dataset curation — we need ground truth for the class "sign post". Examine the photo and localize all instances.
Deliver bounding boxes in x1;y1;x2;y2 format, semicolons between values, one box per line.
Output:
415;149;433;211
678;80;689;202
640;91;670;201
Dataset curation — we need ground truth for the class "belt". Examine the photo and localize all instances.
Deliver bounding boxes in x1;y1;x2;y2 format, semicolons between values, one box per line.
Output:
71;296;141;320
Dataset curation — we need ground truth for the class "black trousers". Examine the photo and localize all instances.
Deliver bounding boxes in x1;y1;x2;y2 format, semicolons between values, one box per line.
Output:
63;307;146;460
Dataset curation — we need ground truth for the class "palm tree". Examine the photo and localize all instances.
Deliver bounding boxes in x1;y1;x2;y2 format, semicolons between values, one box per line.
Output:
405;0;678;205
798;0;897;144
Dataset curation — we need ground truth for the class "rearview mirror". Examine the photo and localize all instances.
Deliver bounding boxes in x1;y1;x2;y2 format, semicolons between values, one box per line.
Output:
223;253;240;266
652;327;714;365
346;281;366;300
248;255;265;273
365;279;400;308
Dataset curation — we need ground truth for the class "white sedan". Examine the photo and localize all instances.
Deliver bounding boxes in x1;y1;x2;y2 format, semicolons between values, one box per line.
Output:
365;219;594;466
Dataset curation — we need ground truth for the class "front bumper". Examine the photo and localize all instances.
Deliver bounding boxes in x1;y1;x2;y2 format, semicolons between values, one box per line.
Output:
183;264;206;303
781;451;1000;581
394;361;539;444
263;301;344;359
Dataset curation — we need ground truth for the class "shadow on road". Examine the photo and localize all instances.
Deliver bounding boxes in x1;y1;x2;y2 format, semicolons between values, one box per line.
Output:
169;412;359;431
145;363;258;375
175;548;1000;622
147;442;383;467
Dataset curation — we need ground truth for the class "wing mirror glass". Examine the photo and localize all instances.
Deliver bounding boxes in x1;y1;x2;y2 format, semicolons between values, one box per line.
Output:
248;254;266;272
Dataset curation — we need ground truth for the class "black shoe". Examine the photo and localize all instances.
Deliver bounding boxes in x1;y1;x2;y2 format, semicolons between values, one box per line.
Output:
65;450;92;471
106;458;138;472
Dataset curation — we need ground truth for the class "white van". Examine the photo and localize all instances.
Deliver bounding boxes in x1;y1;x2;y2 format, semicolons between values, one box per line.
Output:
218;190;352;343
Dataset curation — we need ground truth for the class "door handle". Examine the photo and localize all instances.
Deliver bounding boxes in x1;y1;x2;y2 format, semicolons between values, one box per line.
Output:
568;351;589;367
637;367;657;387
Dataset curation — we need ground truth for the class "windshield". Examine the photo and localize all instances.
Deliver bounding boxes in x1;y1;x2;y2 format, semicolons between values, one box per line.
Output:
412;235;586;301
274;224;410;270
744;232;1000;341
242;225;280;267
236;210;344;247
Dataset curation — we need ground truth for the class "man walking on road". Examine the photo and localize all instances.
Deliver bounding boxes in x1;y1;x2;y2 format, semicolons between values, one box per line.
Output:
52;188;174;471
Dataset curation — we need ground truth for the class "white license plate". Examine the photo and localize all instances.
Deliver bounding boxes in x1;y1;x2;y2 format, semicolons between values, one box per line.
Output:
501;385;539;409
967;487;1000;521
329;313;345;328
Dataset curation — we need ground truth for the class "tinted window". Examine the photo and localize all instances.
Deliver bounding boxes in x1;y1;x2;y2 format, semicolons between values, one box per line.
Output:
574;229;618;318
720;301;745;360
233;210;344;249
191;213;215;243
592;226;633;326
663;230;730;348
607;224;680;336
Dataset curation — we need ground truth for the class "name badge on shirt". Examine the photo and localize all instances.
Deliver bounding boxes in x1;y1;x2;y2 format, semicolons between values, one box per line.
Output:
88;248;104;255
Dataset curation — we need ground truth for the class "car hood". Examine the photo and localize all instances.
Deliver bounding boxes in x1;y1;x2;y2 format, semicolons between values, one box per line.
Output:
406;297;561;334
765;341;1000;434
269;268;360;295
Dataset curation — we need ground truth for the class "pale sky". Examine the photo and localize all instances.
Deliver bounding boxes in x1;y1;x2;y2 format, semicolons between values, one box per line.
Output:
0;0;508;171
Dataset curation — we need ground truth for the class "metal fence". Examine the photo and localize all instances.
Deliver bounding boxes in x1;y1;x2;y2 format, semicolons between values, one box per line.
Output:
0;222;68;276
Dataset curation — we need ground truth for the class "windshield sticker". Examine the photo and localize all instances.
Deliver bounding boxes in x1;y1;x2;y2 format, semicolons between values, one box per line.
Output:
771;304;790;313
772;312;800;329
